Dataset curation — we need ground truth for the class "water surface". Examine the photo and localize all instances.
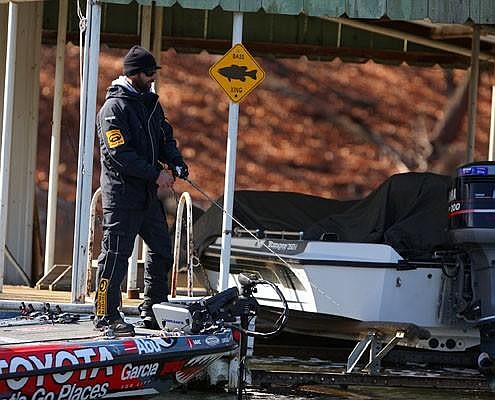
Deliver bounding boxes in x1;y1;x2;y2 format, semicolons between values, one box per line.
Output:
154;385;492;399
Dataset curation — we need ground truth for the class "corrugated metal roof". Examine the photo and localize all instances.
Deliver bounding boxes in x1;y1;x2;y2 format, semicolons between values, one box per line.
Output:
99;0;495;24
39;0;495;67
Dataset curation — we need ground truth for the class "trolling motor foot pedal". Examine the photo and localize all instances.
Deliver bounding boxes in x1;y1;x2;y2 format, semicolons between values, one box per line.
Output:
152;302;194;332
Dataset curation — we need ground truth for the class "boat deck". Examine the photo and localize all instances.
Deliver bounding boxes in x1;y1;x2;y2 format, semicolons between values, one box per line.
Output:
0;318;101;344
0;317;157;345
0;286;162;344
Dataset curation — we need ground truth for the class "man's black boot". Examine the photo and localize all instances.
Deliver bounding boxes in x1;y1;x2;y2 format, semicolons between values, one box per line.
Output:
110;318;135;336
140;309;160;330
94;316;135;336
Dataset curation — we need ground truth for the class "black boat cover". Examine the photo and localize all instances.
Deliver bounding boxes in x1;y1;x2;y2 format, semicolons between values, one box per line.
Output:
193;172;452;259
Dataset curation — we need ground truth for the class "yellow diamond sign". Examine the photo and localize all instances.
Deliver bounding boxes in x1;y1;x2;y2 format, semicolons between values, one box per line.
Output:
209;43;265;103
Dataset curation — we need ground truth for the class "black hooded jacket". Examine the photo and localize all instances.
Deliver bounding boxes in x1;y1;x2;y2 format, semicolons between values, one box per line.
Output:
97;81;184;209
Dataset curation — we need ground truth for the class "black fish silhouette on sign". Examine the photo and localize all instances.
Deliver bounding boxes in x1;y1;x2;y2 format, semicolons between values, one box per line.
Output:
218;65;257;82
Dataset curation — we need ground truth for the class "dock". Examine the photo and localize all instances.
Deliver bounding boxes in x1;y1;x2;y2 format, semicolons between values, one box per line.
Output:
0;285;141;314
249;356;490;392
249;332;490;392
0;274;208;314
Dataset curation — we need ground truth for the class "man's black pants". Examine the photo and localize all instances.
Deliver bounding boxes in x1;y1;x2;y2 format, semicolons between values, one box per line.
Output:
95;199;172;321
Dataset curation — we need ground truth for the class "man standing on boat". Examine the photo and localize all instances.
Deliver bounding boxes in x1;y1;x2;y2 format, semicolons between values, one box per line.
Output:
94;45;189;335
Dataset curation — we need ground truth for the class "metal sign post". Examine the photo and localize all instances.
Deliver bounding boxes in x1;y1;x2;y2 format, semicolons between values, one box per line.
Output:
209;14;266;291
71;0;101;303
217;12;243;291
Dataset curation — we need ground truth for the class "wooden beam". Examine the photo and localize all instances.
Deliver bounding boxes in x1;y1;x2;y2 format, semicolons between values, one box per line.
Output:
0;1;44;3
41;30;483;68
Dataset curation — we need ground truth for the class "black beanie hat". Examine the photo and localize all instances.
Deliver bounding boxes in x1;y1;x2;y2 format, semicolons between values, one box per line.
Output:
123;45;161;76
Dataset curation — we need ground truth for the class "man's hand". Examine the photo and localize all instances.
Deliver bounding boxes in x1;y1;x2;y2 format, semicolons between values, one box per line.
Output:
156;169;174;196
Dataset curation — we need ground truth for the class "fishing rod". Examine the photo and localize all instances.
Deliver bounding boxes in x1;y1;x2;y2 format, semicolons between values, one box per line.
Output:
184;177;299;265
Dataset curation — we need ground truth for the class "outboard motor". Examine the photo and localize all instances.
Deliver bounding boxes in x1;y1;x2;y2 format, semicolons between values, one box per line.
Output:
448;161;495;386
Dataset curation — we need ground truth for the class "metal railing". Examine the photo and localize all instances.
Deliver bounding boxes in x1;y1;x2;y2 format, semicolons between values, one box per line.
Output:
86;187;101;296
233;227;304;240
171;192;194;298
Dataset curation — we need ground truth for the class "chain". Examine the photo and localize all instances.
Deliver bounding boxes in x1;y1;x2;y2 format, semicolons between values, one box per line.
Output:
77;0;87;89
198;258;216;296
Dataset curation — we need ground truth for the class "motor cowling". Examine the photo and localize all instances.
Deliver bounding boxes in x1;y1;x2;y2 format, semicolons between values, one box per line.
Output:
448;161;495;386
449;162;495;320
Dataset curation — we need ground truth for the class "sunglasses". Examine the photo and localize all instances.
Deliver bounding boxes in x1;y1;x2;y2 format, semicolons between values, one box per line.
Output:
142;69;157;77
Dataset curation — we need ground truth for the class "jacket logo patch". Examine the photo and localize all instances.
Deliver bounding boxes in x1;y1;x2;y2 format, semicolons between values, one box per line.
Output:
105;129;125;148
96;278;109;317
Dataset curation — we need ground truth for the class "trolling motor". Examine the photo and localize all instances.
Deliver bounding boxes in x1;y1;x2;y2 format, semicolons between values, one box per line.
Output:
448;161;495;387
188;274;288;399
154;274;288;337
153;274;288;398
188;278;258;335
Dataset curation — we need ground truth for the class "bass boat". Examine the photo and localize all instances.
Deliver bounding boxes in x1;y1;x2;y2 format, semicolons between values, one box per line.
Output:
0;291;241;399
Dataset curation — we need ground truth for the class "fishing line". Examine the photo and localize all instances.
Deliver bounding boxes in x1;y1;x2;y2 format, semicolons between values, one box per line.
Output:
184;178;341;308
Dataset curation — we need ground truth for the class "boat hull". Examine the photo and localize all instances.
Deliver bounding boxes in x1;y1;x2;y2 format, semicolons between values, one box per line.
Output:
202;237;479;351
0;319;236;398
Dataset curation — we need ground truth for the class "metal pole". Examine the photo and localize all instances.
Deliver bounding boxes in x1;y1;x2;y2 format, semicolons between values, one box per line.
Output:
0;2;18;292
126;4;154;295
140;5;152;49
147;5;162;258
71;0;101;303
489;63;495;161
142;5;163;260
219;12;243;291
466;25;480;163
44;0;68;276
152;4;163;89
